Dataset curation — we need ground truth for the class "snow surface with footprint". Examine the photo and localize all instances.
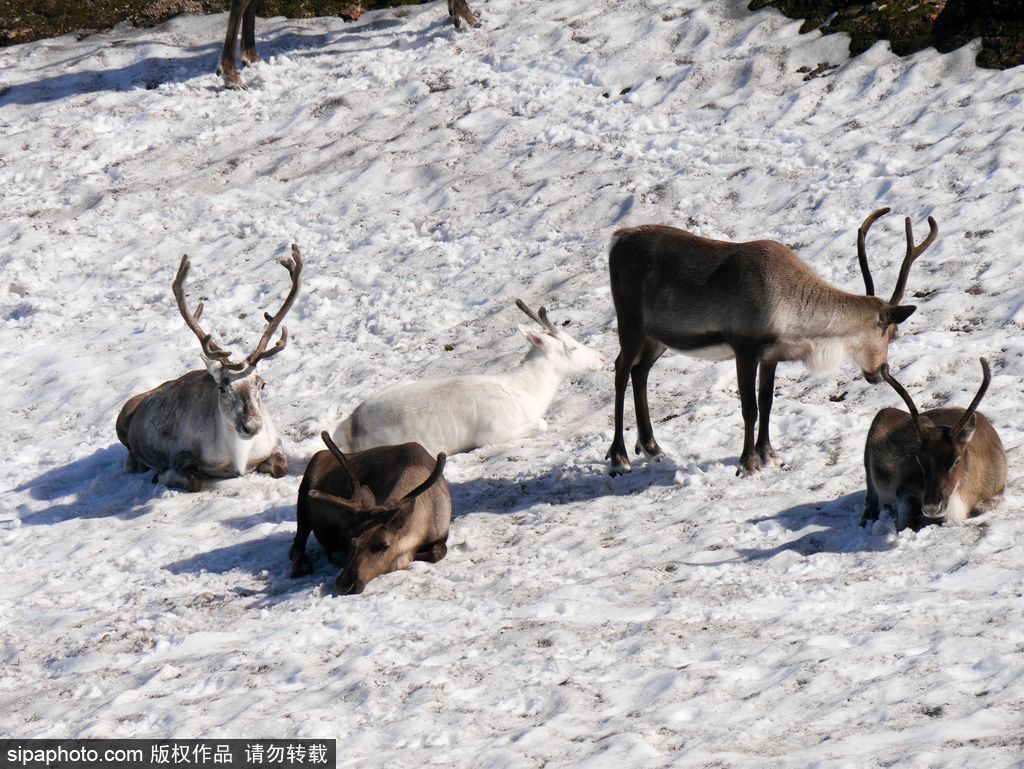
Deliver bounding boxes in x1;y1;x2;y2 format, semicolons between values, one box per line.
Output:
1;0;1023;765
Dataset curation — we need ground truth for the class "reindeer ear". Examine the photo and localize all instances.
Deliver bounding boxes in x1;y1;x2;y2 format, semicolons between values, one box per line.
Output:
357;486;377;510
885;305;917;325
518;324;549;348
916;415;935;433
201;355;223;379
956;413;977;445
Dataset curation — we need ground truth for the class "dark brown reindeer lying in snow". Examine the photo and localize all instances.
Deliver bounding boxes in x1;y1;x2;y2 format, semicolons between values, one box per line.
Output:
607;207;937;476
862;358;1006;531
218;0;480;88
116;246;303;491
290;432;451;595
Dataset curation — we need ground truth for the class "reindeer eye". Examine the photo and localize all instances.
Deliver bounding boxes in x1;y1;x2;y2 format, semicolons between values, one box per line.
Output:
218;384;228;394
372;541;389;554
260;381;266;391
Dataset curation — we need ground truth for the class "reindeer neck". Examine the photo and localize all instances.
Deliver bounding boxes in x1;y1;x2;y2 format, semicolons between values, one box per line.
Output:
787;281;880;337
509;347;563;400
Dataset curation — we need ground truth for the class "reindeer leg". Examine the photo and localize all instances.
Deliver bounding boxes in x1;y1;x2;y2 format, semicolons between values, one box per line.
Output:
448;0;480;29
218;0;247;88
414;540;448;563
607;334;643;475
735;350;760;476
159;451;204;492
289;478;315;577
632;338;667;460
256;448;288;478
241;0;262;65
755;361;782;468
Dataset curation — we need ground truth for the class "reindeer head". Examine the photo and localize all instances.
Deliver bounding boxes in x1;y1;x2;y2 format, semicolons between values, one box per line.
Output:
853;209;937;383
174;245;303;439
882;359;991;519
515;299;606;374
309;432;447;596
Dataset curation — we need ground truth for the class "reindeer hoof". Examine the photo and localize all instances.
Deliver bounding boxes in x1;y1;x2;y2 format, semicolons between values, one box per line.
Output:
290;553;314;578
757;446;783;468
634;439;664;461
736;455;762;476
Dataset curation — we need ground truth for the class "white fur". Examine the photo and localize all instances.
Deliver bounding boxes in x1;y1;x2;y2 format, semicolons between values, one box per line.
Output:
943;488;970;524
686;344;735;362
335;322;606;456
801;337;848;373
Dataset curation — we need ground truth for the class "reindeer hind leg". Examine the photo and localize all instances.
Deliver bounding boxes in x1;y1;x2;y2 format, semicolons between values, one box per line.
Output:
631;338;667;460
241;0;262;65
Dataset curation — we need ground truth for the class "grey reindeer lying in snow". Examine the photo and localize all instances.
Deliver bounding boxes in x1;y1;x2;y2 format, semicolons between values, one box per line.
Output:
116;246;302;491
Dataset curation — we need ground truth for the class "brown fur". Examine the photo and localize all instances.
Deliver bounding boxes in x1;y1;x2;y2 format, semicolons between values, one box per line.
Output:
863;361;1006;530
290;433;451;595
606;213;933;477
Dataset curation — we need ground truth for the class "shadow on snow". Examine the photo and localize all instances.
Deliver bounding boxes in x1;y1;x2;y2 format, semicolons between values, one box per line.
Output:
13;444;164;525
736;490;895;559
0;18;440;107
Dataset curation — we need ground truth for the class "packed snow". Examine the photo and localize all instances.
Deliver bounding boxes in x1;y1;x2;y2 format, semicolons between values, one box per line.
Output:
2;0;1023;765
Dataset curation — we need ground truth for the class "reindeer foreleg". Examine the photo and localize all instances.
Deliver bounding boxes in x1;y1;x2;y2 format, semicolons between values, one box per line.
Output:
755;361;782;468
735;350;761;476
218;0;248;88
241;0;262;65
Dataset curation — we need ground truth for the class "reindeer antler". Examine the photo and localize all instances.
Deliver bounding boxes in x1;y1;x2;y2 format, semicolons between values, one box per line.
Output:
246;244;304;367
856;207;890;297
889;216;938;306
515;298;558;335
953;358;991;437
881;364;924;435
319;430;362;505
173;255;246;370
401;453;447;502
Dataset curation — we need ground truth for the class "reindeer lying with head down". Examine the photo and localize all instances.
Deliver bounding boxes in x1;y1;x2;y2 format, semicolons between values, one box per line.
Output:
333;299;606;456
607;207;937;476
116;246;303;491
862;358;1006;531
290;432;451;595
218;0;480;88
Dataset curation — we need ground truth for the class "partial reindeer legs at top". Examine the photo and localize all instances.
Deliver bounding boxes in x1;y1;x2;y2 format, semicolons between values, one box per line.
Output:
219;0;480;88
606;208;938;477
449;0;480;28
219;0;261;89
116;245;303;491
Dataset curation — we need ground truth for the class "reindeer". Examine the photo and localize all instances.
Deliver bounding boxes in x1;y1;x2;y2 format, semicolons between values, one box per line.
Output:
116;246;303;491
218;0;480;88
862;358;1006;531
606;208;937;476
333;299;606;456
290;432;451;595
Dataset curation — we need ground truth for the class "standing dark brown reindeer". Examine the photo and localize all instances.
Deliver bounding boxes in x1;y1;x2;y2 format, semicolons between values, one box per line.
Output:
290;432;451;595
607;208;937;476
116;246;303;491
862;358;1006;531
218;0;480;88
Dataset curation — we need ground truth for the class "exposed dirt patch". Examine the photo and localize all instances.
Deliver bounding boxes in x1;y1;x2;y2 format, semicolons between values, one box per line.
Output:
0;0;427;47
749;0;1024;69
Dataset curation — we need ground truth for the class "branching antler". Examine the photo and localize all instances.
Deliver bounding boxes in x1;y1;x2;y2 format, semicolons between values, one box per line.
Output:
857;207;890;297
953;358;991;437
515;298;558;335
173;255;245;370
247;244;304;367
319;430;362;506
889;216;938;306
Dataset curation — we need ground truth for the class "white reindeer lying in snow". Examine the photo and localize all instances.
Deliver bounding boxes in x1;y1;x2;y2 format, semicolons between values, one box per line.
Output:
333;300;607;456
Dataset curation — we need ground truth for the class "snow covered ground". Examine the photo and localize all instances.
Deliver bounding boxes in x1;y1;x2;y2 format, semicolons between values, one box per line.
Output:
2;0;1023;765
